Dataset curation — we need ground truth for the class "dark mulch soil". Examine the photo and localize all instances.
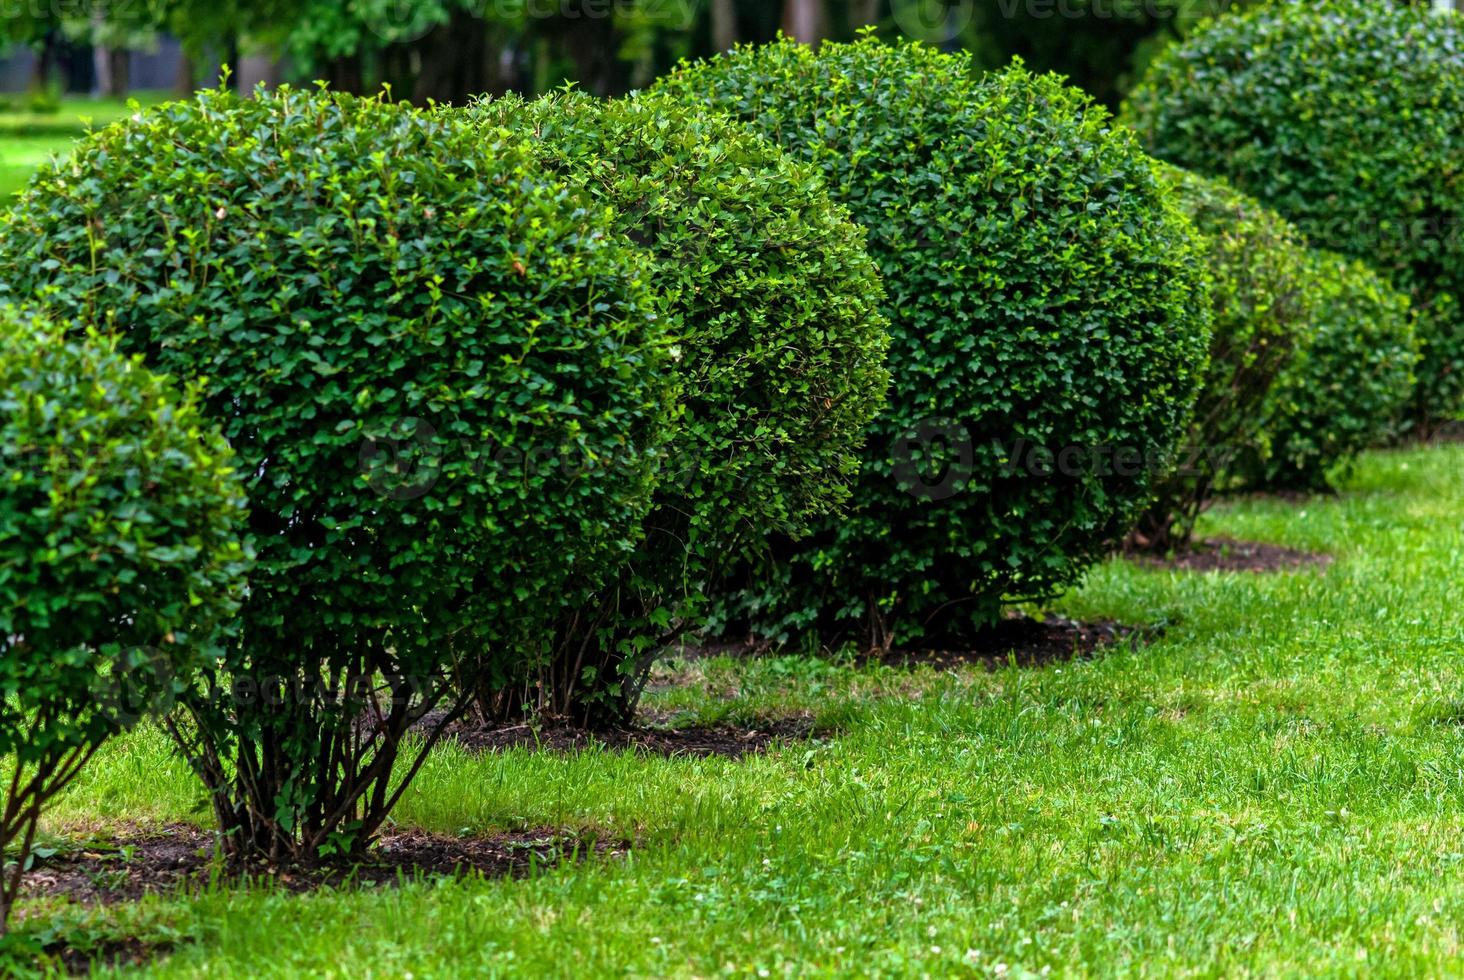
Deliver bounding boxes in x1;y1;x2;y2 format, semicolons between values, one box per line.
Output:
866;614;1152;671
441;717;814;759
1426;420;1464;444
19;823;620;907
46;936;172;977
1129;537;1332;574
20;828;209;906
684;614;1152;673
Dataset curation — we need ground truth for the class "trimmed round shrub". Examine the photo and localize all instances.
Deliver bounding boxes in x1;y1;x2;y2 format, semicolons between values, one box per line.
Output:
1239;250;1418;491
0;311;249;928
0;86;675;861
658;38;1212;646
1134;167;1314;547
462;90;890;722
1124;0;1464;424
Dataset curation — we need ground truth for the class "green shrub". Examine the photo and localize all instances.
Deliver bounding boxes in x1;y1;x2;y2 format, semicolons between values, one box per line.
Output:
462;90;889;723
0;312;249;930
1124;0;1464;425
1133;167;1313;547
1238;250;1418;491
658;38;1211;646
0;86;675;862
23;88;60;116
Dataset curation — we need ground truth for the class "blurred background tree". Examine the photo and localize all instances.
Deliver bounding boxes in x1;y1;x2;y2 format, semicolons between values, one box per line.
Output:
0;0;1290;107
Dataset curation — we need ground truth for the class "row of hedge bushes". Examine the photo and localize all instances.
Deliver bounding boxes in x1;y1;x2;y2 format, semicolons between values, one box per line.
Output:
1133;166;1418;548
1124;0;1461;429
661;38;1213;647
0;5;1452;892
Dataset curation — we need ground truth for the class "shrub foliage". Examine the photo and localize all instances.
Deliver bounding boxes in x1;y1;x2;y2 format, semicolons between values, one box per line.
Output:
0;87;674;862
1134;168;1313;547
659;37;1210;645
1124;0;1464;424
463;90;889;723
0;312;249;927
1238;250;1417;490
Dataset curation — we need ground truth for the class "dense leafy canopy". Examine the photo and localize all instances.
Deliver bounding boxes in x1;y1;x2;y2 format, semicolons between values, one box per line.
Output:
0;86;675;859
660;37;1211;644
1241;250;1418;491
463;90;889;721
1124;0;1464;424
0;311;249;758
1136;167;1313;546
0;311;249;925
9;0;1237;107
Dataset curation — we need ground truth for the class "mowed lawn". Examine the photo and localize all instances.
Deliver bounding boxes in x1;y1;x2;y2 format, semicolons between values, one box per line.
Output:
0;94;170;198
10;442;1457;976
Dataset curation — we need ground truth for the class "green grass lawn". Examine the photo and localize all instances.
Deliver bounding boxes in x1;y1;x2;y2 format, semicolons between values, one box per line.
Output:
16;442;1464;976
0;93;171;198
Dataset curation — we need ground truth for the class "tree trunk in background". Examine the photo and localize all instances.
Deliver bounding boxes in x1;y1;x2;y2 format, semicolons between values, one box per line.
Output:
93;39;113;96
104;48;130;97
782;0;826;43
711;0;739;53
550;14;622;96
326;53;364;94
851;0;881;29
412;7;490;104
90;0;132;98
481;27;517;97
176;55;197;96
92;11;119;95
236;50;287;94
30;33;57;91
